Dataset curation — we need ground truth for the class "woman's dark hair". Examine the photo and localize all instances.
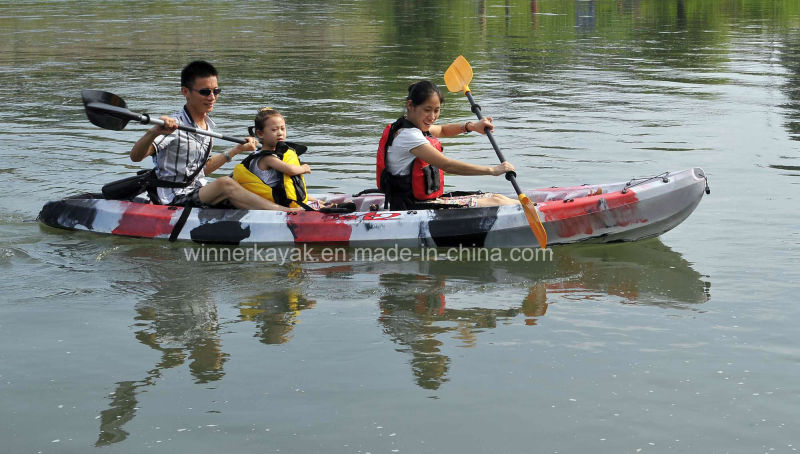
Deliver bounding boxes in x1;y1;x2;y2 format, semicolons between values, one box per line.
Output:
406;80;444;108
248;107;284;138
181;61;219;88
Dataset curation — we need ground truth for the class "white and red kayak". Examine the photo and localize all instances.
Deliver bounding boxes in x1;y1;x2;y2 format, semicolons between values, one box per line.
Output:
38;168;709;247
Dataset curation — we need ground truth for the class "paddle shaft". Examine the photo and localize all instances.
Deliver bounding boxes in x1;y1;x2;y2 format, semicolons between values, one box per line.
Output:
85;101;247;144
464;91;524;195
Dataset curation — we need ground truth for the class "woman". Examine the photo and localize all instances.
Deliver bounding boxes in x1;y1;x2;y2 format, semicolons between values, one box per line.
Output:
377;80;518;210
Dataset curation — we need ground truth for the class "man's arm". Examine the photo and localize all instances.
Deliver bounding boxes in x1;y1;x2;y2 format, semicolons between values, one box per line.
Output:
203;137;259;174
130;116;178;162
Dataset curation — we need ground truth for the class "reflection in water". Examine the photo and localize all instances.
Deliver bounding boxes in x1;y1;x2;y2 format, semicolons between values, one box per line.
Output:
780;29;800;165
133;298;227;384
364;239;707;390
676;0;687;30
575;0;596;33
94;240;707;442
94;259;314;446
238;289;316;345
93;239;708;441
378;274;518;390
768;164;800;176
96;271;227;446
95;381;142;446
368;240;710;389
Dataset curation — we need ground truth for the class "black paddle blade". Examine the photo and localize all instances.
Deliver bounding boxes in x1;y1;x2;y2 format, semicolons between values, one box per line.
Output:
81;89;130;131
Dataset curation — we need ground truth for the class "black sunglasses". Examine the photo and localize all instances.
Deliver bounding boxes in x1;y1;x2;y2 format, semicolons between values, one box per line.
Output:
190;87;222;96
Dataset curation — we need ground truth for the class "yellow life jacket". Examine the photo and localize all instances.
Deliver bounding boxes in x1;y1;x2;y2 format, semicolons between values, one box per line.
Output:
233;142;308;208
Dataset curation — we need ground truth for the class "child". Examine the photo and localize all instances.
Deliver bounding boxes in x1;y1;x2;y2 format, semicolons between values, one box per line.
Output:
233;108;318;209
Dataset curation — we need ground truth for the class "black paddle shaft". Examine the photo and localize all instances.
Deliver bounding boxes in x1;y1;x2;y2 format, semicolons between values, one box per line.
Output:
86;102;247;144
464;91;523;195
81;89;247;145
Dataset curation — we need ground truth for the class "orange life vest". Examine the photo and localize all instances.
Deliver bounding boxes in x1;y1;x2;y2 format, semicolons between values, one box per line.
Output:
376;117;444;210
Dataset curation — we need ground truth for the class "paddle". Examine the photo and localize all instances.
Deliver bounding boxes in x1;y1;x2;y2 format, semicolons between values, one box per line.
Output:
81;89;246;144
444;55;548;249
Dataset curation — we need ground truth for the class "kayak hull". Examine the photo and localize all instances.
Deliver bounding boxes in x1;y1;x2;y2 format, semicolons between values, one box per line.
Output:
38;168;708;247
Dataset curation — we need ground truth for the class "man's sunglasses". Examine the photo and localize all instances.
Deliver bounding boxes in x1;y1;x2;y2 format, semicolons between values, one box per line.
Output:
190;87;222;96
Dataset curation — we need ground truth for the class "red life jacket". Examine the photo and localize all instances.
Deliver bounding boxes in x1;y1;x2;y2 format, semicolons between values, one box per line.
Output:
376;117;444;209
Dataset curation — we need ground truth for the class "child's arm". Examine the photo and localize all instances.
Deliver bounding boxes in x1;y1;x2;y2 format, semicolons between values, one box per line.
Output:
259;155;312;176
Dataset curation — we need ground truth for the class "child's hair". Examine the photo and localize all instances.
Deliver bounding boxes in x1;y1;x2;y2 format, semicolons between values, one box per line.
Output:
248;107;284;137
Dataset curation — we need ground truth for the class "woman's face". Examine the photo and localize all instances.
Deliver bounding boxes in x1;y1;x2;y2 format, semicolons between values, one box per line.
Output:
406;94;441;132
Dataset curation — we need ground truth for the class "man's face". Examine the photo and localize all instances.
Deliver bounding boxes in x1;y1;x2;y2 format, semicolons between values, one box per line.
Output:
182;75;219;116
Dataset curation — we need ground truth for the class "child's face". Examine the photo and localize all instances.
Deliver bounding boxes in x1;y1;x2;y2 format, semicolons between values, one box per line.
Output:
257;115;287;149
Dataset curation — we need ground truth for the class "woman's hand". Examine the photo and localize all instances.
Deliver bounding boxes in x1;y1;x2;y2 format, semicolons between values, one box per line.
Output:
299;164;312;175
470;116;494;135
490;161;514;176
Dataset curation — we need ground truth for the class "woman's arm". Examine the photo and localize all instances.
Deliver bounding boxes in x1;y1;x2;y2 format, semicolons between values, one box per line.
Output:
410;142;513;176
429;117;493;138
259;154;312;176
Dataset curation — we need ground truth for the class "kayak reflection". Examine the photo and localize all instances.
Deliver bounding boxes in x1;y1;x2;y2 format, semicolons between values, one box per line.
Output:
94;238;707;443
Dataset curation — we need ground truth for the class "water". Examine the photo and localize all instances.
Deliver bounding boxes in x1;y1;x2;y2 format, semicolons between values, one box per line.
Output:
1;1;799;452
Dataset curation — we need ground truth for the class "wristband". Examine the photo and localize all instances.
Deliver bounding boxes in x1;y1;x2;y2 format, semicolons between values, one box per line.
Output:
463;121;472;134
222;151;232;162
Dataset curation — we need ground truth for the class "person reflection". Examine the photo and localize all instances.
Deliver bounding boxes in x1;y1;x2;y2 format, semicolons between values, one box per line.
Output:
133;297;227;383
96;283;227;446
238;289;316;345
95;381;143;446
374;239;708;390
378;274;452;390
521;282;549;326
377;273;520;390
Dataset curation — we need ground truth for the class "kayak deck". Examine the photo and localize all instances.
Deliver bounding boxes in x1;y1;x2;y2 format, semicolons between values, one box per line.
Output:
38;168;709;247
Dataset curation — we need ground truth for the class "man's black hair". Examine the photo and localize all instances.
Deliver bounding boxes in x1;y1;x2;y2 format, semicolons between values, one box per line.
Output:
181;60;218;88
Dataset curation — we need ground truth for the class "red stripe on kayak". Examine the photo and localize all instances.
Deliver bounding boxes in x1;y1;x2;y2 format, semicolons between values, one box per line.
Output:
286;212;353;244
112;203;178;238
540;190;645;238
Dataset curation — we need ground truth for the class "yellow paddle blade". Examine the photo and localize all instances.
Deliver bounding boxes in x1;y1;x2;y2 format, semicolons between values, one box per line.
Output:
519;194;548;249
444;55;473;93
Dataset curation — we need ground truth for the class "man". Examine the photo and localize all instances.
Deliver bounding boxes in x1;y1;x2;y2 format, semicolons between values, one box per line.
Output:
130;60;292;211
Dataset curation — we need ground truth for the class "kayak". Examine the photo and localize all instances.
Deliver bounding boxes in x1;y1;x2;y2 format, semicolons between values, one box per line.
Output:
38;168;709;247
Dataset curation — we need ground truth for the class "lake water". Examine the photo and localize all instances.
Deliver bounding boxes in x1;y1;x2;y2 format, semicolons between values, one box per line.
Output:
1;1;799;453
